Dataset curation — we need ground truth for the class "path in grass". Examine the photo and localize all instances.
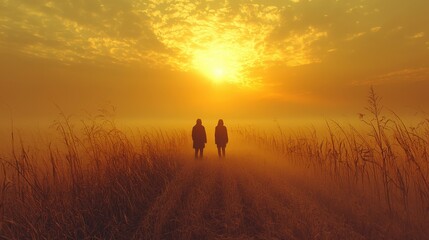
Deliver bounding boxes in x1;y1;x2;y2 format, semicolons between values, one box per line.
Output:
132;147;403;240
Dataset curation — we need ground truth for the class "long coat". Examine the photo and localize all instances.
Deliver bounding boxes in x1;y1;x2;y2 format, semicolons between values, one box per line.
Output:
192;124;207;149
215;125;228;147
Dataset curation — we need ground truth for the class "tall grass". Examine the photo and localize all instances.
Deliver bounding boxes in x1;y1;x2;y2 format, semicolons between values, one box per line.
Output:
236;87;429;230
1;89;428;238
0;112;187;239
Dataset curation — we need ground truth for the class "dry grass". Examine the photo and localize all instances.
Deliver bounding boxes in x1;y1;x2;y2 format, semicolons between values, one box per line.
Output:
236;87;429;236
1;88;428;239
0;112;187;239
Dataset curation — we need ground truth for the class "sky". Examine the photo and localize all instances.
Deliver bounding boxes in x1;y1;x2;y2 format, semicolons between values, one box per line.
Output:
1;0;429;124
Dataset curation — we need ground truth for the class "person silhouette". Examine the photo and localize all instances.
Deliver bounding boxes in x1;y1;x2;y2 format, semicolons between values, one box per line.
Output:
192;119;207;159
215;119;228;157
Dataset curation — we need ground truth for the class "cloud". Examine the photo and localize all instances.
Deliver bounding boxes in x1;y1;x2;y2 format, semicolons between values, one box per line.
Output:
355;68;429;86
410;32;425;39
0;0;164;64
0;0;330;85
138;1;329;85
0;0;428;86
371;26;381;32
346;32;366;41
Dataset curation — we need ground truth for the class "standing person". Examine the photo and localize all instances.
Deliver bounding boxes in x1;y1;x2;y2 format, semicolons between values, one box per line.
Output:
215;119;228;157
192;119;207;159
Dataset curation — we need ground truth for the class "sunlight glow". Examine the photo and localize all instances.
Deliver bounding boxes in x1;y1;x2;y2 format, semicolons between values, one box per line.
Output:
192;44;242;84
213;67;225;80
3;0;331;87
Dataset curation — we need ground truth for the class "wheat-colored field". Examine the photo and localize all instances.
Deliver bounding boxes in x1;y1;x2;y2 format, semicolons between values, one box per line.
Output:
1;94;429;239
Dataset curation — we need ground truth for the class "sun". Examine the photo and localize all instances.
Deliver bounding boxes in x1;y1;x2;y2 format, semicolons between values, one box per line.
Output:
213;67;225;79
192;44;241;84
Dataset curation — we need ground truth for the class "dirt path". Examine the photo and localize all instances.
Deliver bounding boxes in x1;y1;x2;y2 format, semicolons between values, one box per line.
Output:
132;148;402;240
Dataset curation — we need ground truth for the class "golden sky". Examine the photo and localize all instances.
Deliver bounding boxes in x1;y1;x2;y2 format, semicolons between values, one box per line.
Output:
1;0;429;122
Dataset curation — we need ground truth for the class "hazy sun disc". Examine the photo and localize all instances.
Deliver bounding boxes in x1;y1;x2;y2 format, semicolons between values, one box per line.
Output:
192;44;241;84
213;67;225;81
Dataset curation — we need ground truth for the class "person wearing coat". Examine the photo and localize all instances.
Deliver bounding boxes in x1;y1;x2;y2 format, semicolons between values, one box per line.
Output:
215;119;228;157
192;119;207;159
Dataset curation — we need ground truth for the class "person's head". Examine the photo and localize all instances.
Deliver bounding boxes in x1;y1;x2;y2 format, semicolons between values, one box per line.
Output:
217;119;224;126
196;119;202;125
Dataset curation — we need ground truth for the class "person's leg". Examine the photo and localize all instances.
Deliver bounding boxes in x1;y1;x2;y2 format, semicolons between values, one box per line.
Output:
194;148;198;159
222;146;226;157
199;148;204;158
217;146;221;157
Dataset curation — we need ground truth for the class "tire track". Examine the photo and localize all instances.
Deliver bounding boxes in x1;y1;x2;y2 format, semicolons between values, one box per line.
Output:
133;162;198;240
171;160;220;239
234;161;303;240
133;149;400;239
217;152;367;239
219;162;245;238
241;155;394;240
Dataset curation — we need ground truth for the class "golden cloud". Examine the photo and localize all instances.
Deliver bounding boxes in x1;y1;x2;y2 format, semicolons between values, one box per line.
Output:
140;1;327;85
0;0;336;85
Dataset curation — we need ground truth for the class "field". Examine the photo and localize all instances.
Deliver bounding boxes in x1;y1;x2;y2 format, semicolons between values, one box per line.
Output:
1;93;429;239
